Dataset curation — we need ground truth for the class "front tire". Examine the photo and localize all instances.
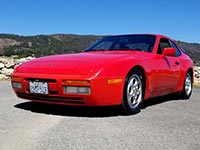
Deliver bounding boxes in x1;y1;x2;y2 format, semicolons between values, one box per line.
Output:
122;69;144;114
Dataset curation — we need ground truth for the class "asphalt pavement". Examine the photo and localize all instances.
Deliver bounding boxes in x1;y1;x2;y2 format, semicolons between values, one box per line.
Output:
0;81;200;150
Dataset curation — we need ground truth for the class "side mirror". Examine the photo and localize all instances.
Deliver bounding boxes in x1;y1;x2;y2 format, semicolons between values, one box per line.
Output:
162;48;176;56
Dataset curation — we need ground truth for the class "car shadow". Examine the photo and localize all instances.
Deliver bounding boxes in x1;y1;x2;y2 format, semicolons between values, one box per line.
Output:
14;102;123;118
142;94;182;109
14;94;183;118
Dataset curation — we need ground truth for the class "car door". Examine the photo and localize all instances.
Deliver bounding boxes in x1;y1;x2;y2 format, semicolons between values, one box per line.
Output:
168;40;182;85
150;38;181;95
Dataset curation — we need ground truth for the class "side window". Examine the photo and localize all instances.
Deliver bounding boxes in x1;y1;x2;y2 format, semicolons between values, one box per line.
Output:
157;38;171;54
169;40;181;57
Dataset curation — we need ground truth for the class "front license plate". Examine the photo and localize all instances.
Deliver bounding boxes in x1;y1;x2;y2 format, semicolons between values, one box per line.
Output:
29;81;49;94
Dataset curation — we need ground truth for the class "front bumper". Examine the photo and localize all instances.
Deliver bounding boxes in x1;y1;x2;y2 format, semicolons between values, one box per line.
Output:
11;73;124;106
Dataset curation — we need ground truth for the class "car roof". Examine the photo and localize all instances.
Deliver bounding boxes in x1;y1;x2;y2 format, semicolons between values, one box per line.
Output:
106;34;173;40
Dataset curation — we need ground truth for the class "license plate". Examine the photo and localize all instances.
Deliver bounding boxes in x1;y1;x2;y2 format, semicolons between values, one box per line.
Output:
29;81;48;94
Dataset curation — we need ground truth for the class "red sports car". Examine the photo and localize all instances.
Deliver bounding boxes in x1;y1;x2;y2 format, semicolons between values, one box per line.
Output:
11;34;193;114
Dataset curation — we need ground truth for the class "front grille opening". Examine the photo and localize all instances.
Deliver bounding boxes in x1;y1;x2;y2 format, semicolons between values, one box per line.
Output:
25;78;57;83
16;92;85;104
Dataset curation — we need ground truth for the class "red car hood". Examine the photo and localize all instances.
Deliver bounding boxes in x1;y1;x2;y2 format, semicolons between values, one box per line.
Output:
15;51;138;75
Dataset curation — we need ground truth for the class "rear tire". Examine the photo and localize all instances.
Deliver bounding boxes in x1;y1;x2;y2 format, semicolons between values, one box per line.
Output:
122;69;144;115
181;71;192;99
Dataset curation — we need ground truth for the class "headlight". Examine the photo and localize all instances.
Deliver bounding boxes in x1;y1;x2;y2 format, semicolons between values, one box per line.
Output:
12;82;22;89
63;86;91;94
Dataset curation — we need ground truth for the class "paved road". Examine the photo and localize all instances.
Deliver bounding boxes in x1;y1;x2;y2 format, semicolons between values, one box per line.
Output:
0;81;200;150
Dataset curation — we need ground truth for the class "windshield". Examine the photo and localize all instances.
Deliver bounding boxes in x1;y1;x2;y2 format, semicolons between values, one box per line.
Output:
85;35;156;52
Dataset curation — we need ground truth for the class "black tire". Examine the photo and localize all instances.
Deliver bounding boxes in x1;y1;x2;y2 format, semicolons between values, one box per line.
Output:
181;71;193;99
122;69;144;115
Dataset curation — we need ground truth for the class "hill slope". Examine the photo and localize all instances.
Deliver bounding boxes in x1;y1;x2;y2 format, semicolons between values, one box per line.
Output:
0;34;101;57
0;34;199;65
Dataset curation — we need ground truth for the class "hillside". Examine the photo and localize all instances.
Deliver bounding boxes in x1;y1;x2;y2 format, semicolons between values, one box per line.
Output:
0;34;199;65
0;34;101;57
178;41;200;65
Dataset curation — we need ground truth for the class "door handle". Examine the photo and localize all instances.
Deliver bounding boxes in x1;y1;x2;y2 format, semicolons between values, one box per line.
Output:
175;61;180;65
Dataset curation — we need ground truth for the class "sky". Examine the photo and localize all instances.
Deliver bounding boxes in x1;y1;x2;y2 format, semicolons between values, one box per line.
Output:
0;0;199;43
